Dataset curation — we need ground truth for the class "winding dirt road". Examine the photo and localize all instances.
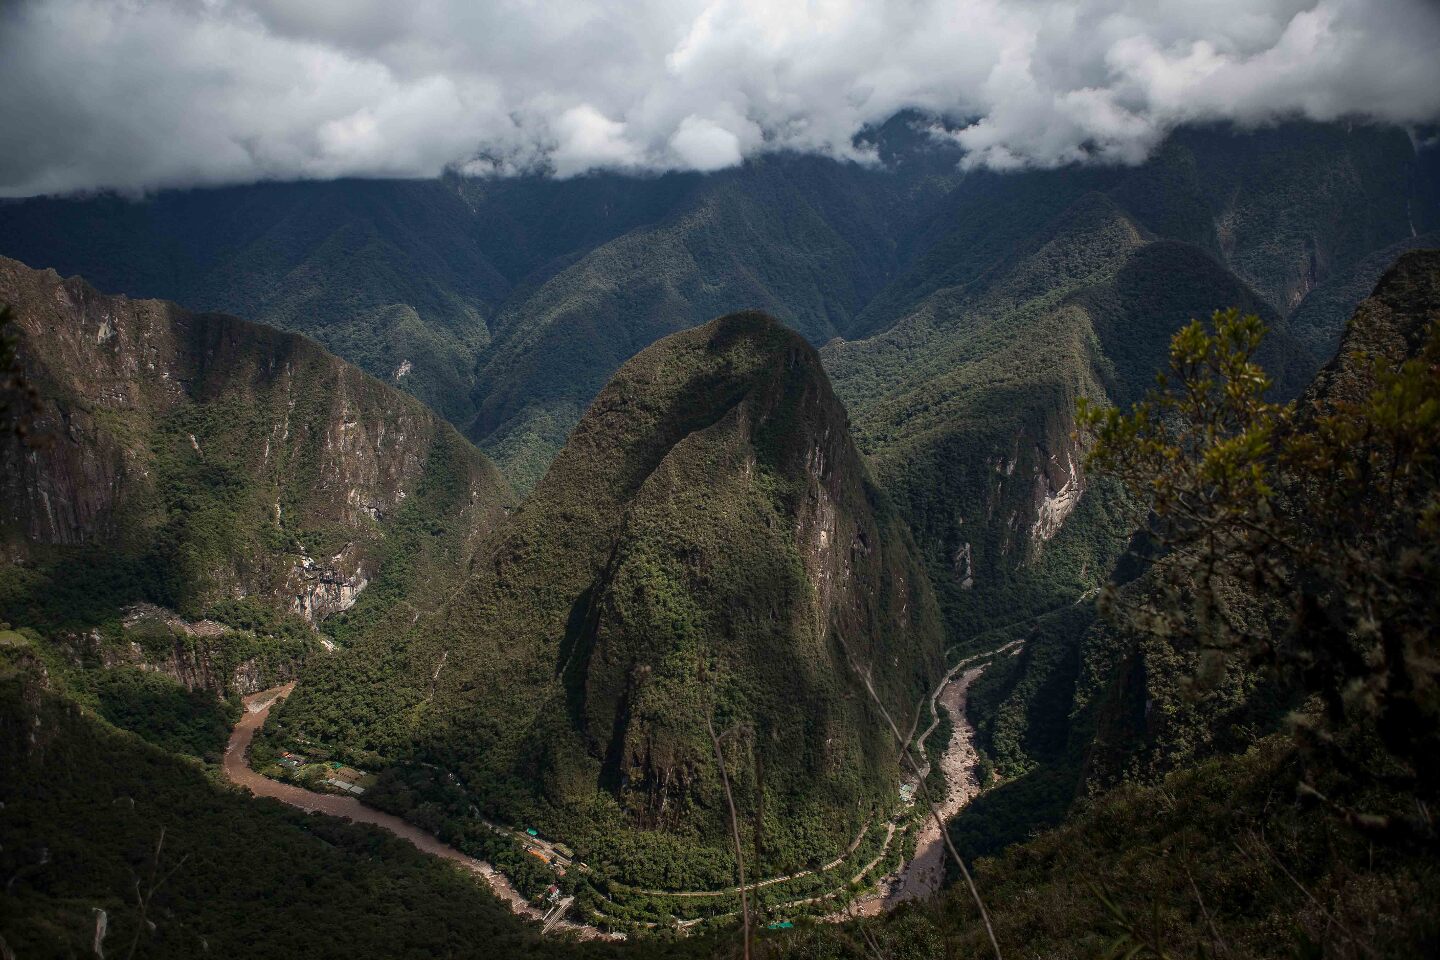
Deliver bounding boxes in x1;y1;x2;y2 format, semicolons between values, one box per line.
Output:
224;684;615;941
227;638;1021;934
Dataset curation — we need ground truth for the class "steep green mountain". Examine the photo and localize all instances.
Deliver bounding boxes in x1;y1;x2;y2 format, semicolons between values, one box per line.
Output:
825;198;1296;641
954;248;1440;863
820;122;1437;645
0;257;513;663
275;311;944;889
774;248;1440;960
2;125;1427;648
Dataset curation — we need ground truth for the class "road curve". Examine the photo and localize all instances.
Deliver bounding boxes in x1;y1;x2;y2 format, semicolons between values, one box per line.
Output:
223;684;615;941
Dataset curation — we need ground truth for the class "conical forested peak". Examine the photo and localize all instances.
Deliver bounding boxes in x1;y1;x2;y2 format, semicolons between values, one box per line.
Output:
283;309;943;894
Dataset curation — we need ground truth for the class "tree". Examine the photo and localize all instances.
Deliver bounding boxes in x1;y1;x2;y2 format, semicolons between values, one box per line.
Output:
1079;308;1440;840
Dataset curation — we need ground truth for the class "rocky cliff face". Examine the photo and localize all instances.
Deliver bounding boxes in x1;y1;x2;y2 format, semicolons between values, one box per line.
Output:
0;256;513;626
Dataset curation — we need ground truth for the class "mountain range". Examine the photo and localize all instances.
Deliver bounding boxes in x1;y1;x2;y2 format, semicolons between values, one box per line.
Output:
2;114;1438;956
5;120;1436;648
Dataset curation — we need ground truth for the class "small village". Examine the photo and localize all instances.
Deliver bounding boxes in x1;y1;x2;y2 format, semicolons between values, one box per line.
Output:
276;750;374;796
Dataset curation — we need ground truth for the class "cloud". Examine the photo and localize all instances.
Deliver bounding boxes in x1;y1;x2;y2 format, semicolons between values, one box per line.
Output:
670;116;744;172
1;0;1438;196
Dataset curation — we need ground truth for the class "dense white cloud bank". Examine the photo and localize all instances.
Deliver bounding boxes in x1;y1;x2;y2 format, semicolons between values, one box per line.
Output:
2;0;1438;196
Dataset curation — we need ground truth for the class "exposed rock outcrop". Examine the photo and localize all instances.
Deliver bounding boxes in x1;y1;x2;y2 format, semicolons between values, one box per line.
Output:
0;256;514;624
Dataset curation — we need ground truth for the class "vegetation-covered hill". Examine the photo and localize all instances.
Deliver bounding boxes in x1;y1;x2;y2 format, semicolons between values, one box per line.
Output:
965;249;1440;828
822;122;1435;645
775;247;1440;960
0;637;571;960
274;311;945;892
0;256;513;663
0;180;510;424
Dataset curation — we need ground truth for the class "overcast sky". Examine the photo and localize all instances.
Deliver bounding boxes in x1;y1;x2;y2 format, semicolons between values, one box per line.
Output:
2;0;1439;197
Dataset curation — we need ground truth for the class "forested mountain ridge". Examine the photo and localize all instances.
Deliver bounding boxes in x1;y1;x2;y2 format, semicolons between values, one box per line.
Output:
2;123;1431;669
5;122;1428;496
0;117;964;466
0;256;513;669
826;192;1311;644
948;251;1440;861
274;310;945;890
778;248;1440;960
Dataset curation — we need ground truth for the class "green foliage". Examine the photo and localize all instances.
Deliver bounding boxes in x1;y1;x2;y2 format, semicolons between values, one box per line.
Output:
2;647;705;960
321;427;491;646
204;597;313;642
1081;280;1440;825
779;737;1440;959
0;303;40;439
71;667;237;761
0;549;164;631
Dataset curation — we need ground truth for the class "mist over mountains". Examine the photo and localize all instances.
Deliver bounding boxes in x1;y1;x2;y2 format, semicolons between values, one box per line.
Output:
4;0;1440;196
2;8;1440;954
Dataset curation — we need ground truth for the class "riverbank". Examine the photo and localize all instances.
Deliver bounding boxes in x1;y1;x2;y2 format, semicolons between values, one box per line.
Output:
835;640;1024;918
223;684;616;941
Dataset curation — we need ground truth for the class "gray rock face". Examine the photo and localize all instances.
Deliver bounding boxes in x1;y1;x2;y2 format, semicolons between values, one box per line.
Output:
0;255;513;622
288;543;370;623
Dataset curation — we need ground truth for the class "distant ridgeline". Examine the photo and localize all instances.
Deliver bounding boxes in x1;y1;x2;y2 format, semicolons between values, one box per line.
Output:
2;120;1435;652
274;311;945;893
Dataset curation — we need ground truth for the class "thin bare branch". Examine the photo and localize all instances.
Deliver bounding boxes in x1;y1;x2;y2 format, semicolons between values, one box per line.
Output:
707;710;751;960
842;639;1003;960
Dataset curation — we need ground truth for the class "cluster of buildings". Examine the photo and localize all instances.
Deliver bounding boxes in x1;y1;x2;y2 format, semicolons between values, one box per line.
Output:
276;751;369;796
